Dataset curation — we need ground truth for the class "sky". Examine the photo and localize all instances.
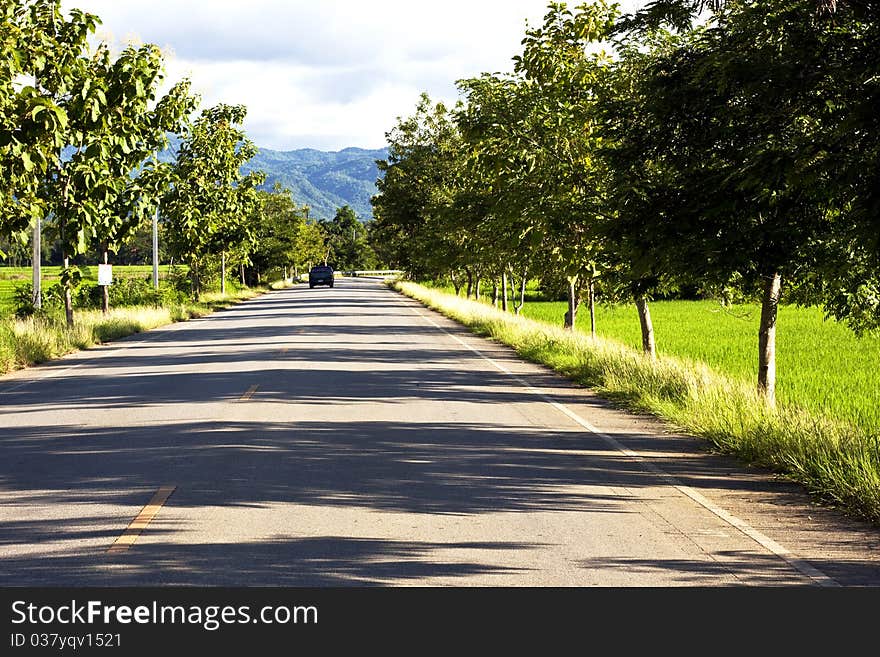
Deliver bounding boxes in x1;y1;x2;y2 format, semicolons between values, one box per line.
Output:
60;1;646;152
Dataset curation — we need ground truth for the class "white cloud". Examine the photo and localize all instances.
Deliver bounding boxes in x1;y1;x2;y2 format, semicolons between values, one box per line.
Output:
62;0;647;151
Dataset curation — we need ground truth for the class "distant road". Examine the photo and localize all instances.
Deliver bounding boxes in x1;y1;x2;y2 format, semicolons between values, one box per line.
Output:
1;277;878;585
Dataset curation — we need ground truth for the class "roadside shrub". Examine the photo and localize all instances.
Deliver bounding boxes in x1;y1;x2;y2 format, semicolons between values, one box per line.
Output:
159;284;187;306
73;282;103;309
12;282;65;317
109;277;161;307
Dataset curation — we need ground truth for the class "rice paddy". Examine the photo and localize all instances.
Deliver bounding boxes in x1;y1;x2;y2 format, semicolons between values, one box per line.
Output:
521;300;880;436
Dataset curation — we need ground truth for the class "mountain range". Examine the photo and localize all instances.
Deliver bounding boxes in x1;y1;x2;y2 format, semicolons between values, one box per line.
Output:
242;146;388;222
75;139;386;222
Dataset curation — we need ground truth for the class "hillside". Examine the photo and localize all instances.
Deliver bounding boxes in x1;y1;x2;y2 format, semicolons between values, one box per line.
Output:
243;147;387;221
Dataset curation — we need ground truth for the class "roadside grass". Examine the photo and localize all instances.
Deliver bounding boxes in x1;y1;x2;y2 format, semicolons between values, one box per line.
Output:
392;280;880;525
0;282;286;376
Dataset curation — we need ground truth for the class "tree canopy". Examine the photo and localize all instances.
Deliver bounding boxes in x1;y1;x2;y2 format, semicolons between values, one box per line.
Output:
371;0;880;405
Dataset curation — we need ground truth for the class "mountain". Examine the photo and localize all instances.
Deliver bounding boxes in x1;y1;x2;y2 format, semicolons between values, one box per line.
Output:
243;146;388;221
158;139;387;221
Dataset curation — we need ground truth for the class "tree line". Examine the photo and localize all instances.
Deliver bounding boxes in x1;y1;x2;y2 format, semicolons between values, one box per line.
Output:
1;0;374;322
369;0;880;406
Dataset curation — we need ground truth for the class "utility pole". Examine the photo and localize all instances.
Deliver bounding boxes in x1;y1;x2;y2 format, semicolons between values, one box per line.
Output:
32;70;42;310
152;206;159;290
221;251;226;296
32;216;41;309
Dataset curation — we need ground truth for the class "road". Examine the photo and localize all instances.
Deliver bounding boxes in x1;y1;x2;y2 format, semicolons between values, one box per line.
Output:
1;278;879;586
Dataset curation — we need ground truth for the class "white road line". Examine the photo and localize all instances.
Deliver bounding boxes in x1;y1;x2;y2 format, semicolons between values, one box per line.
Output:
406;303;839;587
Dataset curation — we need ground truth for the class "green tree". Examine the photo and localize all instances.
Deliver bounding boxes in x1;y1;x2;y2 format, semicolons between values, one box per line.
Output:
322;205;376;271
458;1;617;329
294;219;327;275
25;10;195;323
162;104;265;299
247;185;308;283
78;44;194;314
371;94;467;283
0;1;95;251
603;1;880;403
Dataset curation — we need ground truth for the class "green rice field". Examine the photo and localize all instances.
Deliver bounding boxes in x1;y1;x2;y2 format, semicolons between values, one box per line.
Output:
521;300;880;436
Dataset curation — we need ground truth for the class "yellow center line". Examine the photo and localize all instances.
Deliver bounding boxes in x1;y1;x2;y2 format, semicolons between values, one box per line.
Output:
108;485;176;554
240;384;260;401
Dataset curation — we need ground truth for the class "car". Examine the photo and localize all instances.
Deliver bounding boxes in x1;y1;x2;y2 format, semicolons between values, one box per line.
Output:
308;265;335;288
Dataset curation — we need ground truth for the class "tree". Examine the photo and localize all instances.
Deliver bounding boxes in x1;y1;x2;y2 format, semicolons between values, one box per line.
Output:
371;94;468;283
73;44;194;314
796;0;880;335
457;1;617;330
162;104;265;299
293;220;327;275
247;185;308;283
0;1;95;255
15;3;196;324
602;1;879;402
322;205;376;271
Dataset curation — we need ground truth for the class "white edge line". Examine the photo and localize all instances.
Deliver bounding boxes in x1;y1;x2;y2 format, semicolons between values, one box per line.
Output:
406;303;838;588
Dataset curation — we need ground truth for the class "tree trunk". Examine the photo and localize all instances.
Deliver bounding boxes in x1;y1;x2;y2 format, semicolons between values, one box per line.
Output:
514;268;528;316
151;208;159;290
101;248;109;314
501;271;509;312
758;272;782;406
191;259;201;301
635;294;656;359
465;267;474;299
59;178;74;327
63;256;74;327
492;281;499;307
221;251;227;296
564;276;579;329
588;277;596;339
475;276;481;301
450;271;462;296
60;219;73;326
240;263;246;286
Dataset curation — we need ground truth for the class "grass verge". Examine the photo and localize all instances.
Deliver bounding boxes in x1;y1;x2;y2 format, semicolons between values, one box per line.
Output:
392;280;880;526
0;283;285;376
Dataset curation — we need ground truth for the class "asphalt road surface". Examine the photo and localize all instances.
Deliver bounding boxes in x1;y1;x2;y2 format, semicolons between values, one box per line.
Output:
1;278;879;586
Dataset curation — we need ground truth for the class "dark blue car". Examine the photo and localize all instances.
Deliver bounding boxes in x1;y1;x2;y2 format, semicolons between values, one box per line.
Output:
308;265;334;289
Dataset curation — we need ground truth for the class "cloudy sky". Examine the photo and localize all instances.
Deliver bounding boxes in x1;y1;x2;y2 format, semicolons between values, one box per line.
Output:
61;1;645;152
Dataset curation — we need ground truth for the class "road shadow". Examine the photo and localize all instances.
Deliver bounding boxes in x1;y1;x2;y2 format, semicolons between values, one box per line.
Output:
2;279;879;586
0;536;534;586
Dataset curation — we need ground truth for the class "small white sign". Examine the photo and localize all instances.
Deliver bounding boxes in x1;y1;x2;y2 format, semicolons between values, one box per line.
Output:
98;264;113;286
